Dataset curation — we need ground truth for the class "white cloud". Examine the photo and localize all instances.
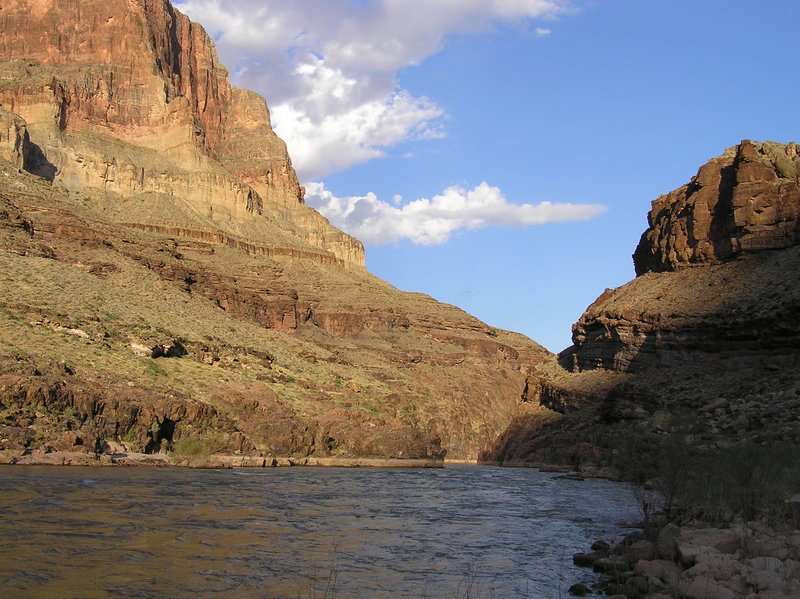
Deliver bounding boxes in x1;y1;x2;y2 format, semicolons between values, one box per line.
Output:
271;87;444;179
305;181;605;246
174;0;571;179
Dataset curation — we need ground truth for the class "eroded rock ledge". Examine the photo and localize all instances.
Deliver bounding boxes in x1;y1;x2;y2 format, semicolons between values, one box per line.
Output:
0;450;443;469
634;140;800;275
564;140;800;373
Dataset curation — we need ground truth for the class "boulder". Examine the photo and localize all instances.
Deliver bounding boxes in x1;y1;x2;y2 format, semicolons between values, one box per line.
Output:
567;583;590;596
625;539;655;562
678;576;736;599
593;555;630;574
633;559;681;587
746;568;788;594
573;552;603;567
592;539;612;553
656;522;680;560
672;528;743;568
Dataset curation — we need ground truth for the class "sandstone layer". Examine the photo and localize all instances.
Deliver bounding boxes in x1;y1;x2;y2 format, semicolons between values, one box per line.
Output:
0;0;552;463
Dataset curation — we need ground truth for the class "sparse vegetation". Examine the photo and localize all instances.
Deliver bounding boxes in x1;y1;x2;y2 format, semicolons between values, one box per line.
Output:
170;433;228;458
615;432;800;529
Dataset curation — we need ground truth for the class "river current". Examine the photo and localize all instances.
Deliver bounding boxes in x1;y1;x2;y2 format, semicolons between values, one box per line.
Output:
0;465;637;598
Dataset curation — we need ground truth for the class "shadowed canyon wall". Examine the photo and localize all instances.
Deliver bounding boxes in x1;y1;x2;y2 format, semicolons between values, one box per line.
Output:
486;141;800;470
564;140;800;373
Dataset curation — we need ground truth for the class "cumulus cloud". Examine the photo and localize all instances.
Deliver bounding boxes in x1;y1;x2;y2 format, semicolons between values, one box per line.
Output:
305;181;605;246
271;87;444;179
174;0;569;179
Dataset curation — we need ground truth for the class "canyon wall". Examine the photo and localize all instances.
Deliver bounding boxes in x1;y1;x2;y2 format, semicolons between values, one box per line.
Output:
0;0;364;268
564;140;800;373
0;0;552;463
486;140;800;470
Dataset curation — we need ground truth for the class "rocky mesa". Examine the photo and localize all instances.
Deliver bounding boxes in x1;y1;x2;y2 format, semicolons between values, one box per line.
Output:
0;0;555;464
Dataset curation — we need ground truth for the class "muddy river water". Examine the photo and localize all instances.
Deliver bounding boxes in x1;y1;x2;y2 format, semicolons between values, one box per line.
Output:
0;464;637;598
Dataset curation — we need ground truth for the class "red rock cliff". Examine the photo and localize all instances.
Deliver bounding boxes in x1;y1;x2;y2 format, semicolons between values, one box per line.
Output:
0;0;364;268
633;140;800;275
0;0;556;464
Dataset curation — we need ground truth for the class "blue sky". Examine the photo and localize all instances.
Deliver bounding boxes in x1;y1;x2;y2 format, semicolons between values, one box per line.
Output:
175;0;799;352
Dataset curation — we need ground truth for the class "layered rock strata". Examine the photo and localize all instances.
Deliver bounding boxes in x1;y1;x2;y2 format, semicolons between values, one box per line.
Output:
634;140;800;274
0;0;363;268
485;141;800;471
565;140;800;373
0;144;550;461
0;0;552;463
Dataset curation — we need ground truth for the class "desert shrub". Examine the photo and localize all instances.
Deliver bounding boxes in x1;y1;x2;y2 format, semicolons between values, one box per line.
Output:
678;442;800;525
617;433;800;527
611;426;661;484
170;433;227;457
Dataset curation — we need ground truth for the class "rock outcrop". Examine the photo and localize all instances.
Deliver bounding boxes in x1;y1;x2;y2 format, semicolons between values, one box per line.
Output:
485;141;800;471
564;140;800;373
0;107;29;169
634;140;800;275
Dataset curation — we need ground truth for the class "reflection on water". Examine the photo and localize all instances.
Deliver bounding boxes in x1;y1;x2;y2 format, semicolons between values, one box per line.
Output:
0;465;636;598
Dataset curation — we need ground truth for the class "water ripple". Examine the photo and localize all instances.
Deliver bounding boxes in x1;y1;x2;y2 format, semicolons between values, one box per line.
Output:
0;465;636;598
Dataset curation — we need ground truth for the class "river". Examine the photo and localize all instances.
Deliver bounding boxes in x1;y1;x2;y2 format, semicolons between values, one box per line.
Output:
0;465;637;598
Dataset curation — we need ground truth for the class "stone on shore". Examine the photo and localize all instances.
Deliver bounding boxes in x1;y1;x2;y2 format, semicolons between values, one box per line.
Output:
576;522;800;599
567;582;590;596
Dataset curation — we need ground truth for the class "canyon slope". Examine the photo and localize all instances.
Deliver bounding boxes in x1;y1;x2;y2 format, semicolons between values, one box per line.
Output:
0;0;554;463
487;140;800;472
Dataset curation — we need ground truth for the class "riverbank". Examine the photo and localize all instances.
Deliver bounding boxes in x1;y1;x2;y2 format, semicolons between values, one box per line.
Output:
0;450;618;473
505;460;620;480
566;437;800;598
0;449;444;469
573;519;800;598
0;450;630;474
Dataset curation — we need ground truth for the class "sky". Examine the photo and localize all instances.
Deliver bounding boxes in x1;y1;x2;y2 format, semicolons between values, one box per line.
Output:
174;0;800;352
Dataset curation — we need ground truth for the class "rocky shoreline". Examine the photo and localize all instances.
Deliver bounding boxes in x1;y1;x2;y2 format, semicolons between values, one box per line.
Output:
0;449;444;469
572;521;800;598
